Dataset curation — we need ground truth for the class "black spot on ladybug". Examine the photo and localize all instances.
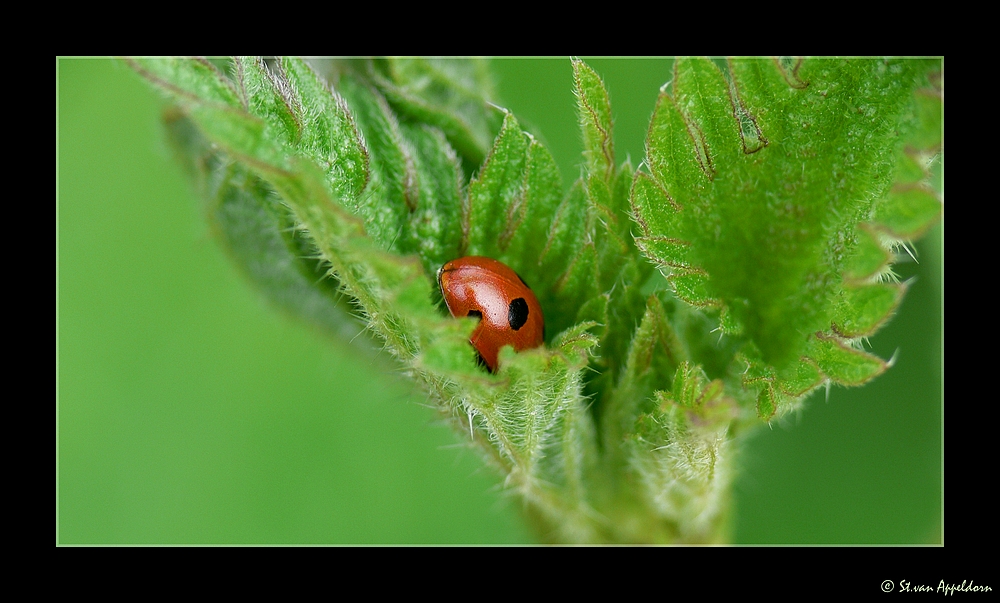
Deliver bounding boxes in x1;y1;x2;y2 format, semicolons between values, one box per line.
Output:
467;310;482;320
508;298;528;331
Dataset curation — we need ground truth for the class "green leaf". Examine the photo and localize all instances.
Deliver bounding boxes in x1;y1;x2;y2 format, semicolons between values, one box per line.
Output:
634;58;936;371
335;75;415;251
664;361;724;410
873;185;943;239
631;172;690;270
601;294;685;457
278;58;370;204
162;109;365;345
537;181;599;339
552;321;600;367
126;57;242;109
502;136;565;269
623;368;736;543
843;225;891;283
574;58;615;181
907;88;943;151
806;334;887;386
669;270;719;309
831;282;906;338
776;357;823;398
370;58;503;174
397;122;466;274
570;60;649;385
128;61;275;174
234;57;300;147
466;112;530;259
756;386;777;421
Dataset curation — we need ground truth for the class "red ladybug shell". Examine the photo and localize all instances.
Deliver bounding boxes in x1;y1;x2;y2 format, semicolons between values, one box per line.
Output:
437;256;544;373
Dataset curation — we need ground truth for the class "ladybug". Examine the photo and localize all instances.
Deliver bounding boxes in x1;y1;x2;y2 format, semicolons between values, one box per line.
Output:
437;256;544;373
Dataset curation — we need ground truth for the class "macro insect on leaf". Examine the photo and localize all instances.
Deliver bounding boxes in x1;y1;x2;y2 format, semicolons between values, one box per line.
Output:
122;57;942;544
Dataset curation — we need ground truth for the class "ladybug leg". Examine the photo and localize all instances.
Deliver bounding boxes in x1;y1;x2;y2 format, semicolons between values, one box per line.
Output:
475;350;492;372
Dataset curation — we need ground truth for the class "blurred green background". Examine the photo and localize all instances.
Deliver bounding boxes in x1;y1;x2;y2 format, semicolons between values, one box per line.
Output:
57;57;942;544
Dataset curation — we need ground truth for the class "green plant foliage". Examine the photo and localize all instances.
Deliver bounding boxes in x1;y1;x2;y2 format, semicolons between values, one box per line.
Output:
632;57;942;420
368;58;503;175
127;56;942;543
